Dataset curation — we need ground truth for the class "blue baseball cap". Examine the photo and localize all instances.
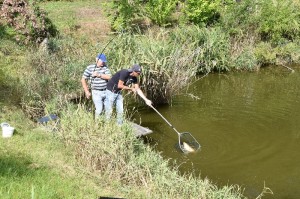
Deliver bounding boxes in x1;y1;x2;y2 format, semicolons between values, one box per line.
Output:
97;53;107;62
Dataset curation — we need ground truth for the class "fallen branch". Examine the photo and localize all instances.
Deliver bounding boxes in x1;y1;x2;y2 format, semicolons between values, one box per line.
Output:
279;64;295;73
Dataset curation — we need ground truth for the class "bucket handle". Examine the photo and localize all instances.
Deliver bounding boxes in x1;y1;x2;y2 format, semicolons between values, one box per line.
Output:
1;123;10;128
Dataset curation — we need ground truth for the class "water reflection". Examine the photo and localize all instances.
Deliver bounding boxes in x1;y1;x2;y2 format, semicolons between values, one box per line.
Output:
135;66;300;199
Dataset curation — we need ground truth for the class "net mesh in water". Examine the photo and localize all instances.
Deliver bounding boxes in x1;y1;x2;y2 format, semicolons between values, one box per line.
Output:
179;132;201;153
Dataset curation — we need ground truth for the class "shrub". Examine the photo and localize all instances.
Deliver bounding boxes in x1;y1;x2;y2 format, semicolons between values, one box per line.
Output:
19;35;96;119
258;0;300;45
143;0;178;26
219;0;300;44
218;0;300;67
103;30;200;104
182;0;221;26
0;0;58;44
103;0;138;31
255;41;300;66
104;0;179;30
101;26;236;104
218;0;259;36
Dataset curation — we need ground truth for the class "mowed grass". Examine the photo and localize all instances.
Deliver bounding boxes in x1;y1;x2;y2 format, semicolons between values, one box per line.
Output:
0;152;90;199
0;106;115;199
40;0;111;42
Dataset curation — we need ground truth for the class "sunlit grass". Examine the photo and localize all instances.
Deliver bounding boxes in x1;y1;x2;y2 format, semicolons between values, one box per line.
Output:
40;0;111;43
0;107;111;199
40;0;94;32
58;103;246;198
0;153;94;199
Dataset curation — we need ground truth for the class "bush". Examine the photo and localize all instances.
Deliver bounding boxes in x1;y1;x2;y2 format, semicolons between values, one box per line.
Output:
101;26;236;104
103;0;138;31
103;30;200;104
182;0;220;26
104;0;179;30
219;0;300;44
218;0;300;68
258;0;300;44
144;0;178;26
255;41;300;65
0;0;58;44
18;35;96;119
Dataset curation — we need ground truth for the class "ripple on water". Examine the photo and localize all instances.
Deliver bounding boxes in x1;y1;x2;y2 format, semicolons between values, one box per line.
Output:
139;69;300;199
175;95;293;169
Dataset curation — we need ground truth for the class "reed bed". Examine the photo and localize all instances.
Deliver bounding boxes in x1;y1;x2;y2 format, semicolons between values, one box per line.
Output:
104;26;234;104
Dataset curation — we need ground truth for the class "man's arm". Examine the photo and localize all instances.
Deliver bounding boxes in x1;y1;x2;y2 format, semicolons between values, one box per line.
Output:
100;74;111;80
134;84;152;106
91;72;111;80
103;68;112;80
81;77;91;99
117;80;133;91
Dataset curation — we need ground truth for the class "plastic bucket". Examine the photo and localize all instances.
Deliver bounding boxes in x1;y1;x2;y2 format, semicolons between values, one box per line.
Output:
1;123;15;138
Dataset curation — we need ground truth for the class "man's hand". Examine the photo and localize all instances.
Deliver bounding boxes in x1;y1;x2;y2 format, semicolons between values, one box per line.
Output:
135;89;152;106
85;90;91;99
92;71;98;77
145;99;152;106
131;87;137;93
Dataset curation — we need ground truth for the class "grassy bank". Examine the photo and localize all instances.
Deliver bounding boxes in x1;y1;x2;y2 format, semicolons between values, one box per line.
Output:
0;106;111;198
62;104;248;198
0;104;247;198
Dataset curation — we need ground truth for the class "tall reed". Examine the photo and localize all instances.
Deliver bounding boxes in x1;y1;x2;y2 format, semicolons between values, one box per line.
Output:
104;26;234;104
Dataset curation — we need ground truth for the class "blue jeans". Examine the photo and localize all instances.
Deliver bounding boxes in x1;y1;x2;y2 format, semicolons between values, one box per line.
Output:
105;90;123;124
92;90;106;118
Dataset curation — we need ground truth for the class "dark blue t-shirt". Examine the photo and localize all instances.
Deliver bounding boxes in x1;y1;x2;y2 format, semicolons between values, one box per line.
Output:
107;69;138;93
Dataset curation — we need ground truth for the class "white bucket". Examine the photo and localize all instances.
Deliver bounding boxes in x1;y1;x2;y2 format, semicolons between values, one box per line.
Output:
1;123;15;138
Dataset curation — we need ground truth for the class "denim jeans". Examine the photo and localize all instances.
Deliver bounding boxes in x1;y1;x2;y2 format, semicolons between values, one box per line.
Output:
105;90;123;124
92;90;106;118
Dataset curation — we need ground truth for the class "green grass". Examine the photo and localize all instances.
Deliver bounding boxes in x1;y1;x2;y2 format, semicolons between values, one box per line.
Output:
0;106;117;199
0;135;99;199
0;153;93;199
57;103;246;198
40;0;93;32
40;0;111;43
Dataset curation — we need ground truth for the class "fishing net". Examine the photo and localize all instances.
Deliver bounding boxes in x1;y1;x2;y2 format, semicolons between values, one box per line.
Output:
179;132;201;153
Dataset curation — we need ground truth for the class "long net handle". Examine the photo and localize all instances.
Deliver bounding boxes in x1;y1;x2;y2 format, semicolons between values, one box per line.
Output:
149;105;181;136
149;105;200;152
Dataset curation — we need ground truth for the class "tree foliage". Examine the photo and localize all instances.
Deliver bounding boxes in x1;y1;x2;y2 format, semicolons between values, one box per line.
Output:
103;0;138;31
258;0;300;44
220;0;300;44
144;0;178;26
182;0;220;26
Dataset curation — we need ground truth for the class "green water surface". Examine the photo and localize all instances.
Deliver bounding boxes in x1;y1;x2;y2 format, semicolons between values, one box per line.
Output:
136;66;300;199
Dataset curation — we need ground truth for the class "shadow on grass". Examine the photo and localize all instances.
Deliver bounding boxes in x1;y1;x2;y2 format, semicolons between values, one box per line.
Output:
0;155;40;178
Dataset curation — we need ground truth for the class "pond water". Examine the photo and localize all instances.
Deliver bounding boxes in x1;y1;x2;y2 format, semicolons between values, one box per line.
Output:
134;66;300;199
